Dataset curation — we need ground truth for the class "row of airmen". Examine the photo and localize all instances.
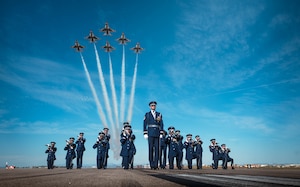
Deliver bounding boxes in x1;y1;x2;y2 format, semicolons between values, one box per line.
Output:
45;128;110;170
45;127;233;170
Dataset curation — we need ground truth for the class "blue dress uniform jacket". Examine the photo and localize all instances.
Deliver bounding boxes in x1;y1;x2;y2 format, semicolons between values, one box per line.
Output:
64;144;76;169
75;137;86;169
45;147;57;169
183;141;195;169
120;133;135;169
143;111;164;137
93;140;107;169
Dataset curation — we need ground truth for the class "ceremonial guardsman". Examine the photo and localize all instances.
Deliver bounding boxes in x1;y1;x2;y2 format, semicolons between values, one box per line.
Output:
175;129;184;169
159;130;167;169
194;135;203;169
143;101;164;170
45;141;57;169
93;131;108;169
183;134;195;169
165;126;181;169
220;144;235;169
102;127;110;169
120;124;135;169
64;137;76;169
75;132;86;169
209;138;220;169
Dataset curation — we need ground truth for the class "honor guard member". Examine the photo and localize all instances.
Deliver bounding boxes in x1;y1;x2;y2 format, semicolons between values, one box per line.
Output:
183;134;195;169
209;138;220;169
143;101;164;170
120;124;135;169
194;135;203;169
221;144;235;169
165;126;181;169
45;141;57;169
64;137;76;169
75;132;86;169
102;127;110;169
159;130;167;169
93;132;108;169
175;130;184;169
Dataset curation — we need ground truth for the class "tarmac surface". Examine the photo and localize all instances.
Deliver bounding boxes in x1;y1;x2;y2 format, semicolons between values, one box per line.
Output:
1;167;300;187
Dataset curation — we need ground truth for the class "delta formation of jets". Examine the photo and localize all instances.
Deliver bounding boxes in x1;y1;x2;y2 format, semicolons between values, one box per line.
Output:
72;22;143;53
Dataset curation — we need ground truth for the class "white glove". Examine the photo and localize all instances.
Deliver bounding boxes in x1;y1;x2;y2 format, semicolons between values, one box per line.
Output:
160;134;163;138
144;134;148;139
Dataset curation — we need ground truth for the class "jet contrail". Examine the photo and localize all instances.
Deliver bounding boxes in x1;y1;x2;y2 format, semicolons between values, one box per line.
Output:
80;53;108;128
120;45;126;125
127;54;139;123
94;44;115;131
108;53;119;136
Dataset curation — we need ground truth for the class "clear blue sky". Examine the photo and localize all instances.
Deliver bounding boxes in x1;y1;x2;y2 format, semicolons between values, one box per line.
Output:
1;0;300;167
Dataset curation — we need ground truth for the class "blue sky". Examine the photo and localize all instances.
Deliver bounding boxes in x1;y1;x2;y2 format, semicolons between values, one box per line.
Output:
1;0;300;167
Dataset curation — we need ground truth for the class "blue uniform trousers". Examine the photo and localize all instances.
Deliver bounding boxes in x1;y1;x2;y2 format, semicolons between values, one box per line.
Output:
76;150;84;168
148;136;159;169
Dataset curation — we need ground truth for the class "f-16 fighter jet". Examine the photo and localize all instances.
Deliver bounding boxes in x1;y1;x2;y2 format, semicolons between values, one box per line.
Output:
117;32;130;45
100;22;115;36
72;40;84;52
131;42;144;53
86;31;99;43
102;41;115;52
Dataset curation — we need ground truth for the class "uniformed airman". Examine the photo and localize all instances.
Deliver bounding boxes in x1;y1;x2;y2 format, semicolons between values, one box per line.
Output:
183;134;195;169
175;129;184;169
159;130;167;169
45;141;57;169
64;137;76;169
209;138;220;169
75;132;86;169
93;131;108;169
165;126;181;169
143;101;164;170
102;127;110;169
120;124;135;169
194;135;203;169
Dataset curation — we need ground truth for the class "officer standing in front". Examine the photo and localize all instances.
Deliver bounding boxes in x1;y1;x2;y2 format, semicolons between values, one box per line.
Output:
45;141;57;169
75;132;86;169
143;101;164;170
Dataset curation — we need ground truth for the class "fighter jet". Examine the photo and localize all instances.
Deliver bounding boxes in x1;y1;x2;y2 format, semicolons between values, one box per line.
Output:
85;31;100;43
102;41;115;52
131;42;144;53
117;32;130;45
100;22;115;36
72;40;84;52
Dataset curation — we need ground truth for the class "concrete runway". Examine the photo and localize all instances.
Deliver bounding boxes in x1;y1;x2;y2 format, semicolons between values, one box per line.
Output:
1;168;299;187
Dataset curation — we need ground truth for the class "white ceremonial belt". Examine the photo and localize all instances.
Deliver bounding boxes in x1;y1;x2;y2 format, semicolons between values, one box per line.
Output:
148;124;159;128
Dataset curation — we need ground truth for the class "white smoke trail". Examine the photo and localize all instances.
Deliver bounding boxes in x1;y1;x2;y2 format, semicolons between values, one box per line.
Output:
108;53;119;129
80;53;108;128
120;45;126;126
94;44;115;130
108;53;120;159
127;54;139;123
